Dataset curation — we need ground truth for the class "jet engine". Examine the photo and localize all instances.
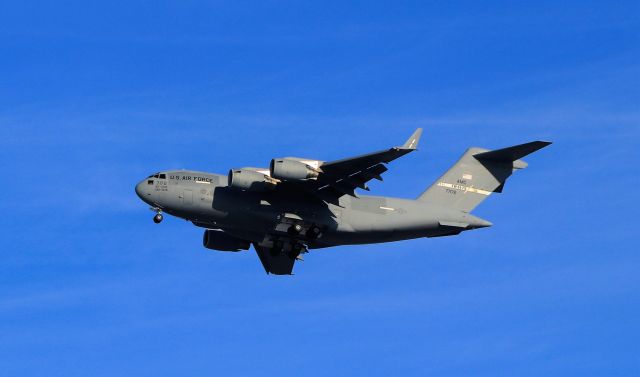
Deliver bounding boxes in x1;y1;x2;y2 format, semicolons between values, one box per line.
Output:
202;229;251;252
270;158;320;181
228;168;277;192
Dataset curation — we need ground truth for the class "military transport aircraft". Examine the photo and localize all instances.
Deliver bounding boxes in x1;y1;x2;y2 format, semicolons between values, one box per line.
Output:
135;129;550;275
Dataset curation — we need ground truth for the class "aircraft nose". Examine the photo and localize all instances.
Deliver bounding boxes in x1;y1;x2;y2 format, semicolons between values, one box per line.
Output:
135;180;146;200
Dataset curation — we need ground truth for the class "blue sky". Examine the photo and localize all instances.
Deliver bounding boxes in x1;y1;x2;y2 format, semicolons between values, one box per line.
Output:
0;1;638;376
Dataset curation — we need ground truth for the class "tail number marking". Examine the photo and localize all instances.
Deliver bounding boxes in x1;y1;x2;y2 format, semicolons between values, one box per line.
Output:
437;182;491;196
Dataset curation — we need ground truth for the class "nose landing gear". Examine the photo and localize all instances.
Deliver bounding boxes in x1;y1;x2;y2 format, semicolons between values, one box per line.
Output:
150;207;163;224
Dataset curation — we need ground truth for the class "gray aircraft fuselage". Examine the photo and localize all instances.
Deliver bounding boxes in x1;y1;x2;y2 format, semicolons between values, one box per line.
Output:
135;170;491;248
134;131;549;274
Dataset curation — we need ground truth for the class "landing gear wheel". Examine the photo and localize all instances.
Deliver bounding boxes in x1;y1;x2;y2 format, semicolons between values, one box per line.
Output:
153;213;163;224
306;225;322;239
287;243;304;259
270;240;284;256
287;224;303;236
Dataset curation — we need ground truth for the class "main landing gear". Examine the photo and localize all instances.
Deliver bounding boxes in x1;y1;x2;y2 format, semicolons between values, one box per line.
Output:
288;243;305;259
262;220;323;261
286;224;322;240
269;223;322;259
306;225;322;239
269;239;306;260
287;224;303;236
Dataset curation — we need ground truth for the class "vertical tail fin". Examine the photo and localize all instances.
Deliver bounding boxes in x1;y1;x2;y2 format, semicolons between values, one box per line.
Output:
418;141;551;212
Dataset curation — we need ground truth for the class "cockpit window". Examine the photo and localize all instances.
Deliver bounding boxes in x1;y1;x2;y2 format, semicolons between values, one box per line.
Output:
159;174;166;179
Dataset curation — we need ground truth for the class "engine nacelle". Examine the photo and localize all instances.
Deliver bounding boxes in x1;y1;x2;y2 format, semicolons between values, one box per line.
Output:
270;158;320;181
228;168;277;192
202;230;250;252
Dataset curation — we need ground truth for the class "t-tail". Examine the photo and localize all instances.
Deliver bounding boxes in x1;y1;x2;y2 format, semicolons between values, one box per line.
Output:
418;141;552;213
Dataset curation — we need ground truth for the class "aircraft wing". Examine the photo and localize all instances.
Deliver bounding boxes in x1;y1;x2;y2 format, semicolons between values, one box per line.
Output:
313;128;422;203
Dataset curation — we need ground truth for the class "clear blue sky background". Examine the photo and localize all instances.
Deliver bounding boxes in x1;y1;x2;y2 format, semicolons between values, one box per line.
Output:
0;1;638;376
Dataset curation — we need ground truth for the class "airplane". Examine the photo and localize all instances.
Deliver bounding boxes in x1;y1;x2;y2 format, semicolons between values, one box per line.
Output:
135;129;551;275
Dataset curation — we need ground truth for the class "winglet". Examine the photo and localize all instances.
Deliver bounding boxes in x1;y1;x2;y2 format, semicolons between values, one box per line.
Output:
401;128;423;150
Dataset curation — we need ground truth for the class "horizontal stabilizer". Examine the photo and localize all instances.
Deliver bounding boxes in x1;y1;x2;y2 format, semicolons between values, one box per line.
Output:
439;217;492;229
438;221;469;228
474;141;551;162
